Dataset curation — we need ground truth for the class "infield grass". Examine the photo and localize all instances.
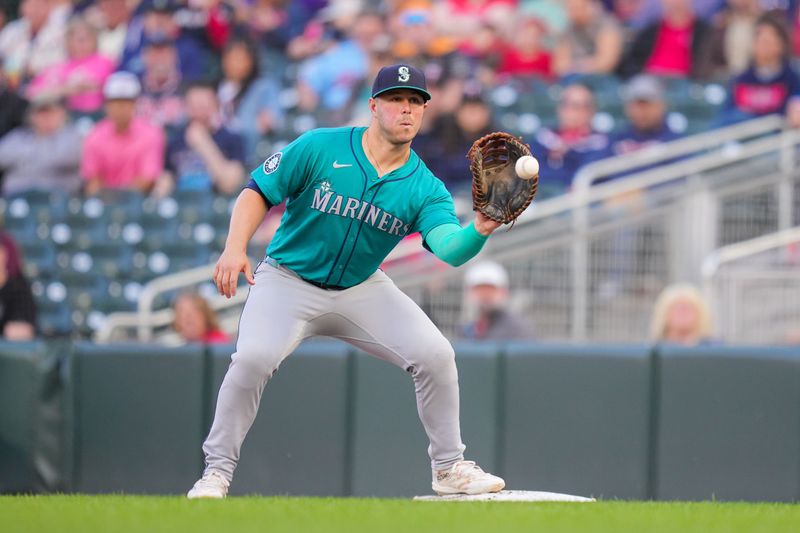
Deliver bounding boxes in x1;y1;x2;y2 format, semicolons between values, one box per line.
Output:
2;495;798;533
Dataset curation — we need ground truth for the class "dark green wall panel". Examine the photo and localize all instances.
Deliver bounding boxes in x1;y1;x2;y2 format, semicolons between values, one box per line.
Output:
350;344;501;497
71;342;205;493
502;344;652;499
655;346;800;502
208;340;350;496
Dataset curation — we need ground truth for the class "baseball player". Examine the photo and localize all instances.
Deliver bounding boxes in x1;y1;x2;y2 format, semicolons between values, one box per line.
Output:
188;64;505;498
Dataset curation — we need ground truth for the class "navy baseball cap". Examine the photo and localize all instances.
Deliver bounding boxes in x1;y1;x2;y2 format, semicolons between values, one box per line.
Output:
371;64;431;102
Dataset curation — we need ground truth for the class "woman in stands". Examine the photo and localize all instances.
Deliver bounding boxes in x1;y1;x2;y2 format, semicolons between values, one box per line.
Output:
718;12;800;128
216;36;283;167
649;283;714;346
172;291;230;345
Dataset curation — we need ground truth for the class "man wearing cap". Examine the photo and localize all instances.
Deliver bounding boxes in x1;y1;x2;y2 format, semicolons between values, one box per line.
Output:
461;261;532;341
609;74;679;158
188;64;507;499
0;89;82;196
81;71;165;196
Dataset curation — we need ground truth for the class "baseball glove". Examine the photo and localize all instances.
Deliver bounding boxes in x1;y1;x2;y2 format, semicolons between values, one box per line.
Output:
468;132;538;226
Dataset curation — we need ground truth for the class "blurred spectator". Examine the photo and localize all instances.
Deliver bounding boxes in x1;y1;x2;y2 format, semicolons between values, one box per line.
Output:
414;89;495;197
794;2;800;58
434;0;517;40
496;17;553;81
29;15;116;116
622;0;723;29
94;0;133;62
529;83;609;195
606;74;679;158
618;0;711;80
0;71;28;140
0;91;82;196
0;0;68;89
136;34;186;130
460;261;532;341
702;0;763;80
718;13;800;128
172;291;230;344
649;283;714;345
519;0;568;33
391;3;469;116
458;21;503;86
217;36;284;166
241;0;293;60
119;0;209;81
553;0;623;78
0;230;23;277
82;71;165;196
295;4;376;122
0;236;36;341
159;81;245;195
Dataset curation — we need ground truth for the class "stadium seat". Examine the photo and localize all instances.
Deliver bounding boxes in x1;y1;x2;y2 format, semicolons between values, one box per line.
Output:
86;242;135;278
137;213;181;248
19;241;57;278
6;190;68;225
96;189;145;224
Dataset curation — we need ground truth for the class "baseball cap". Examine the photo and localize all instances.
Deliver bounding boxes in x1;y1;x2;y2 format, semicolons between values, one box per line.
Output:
142;0;179;13
28;89;64;109
623;74;664;102
372;63;431;101
465;261;509;288
103;71;142;100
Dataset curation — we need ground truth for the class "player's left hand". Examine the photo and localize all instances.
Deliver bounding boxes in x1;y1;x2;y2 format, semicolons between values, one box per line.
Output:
474;212;502;236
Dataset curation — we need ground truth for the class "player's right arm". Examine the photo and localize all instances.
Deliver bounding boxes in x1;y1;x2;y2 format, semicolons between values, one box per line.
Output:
214;188;268;298
215;131;316;297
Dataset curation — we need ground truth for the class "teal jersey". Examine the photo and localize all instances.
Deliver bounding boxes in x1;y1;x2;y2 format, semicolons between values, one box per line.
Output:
251;126;459;287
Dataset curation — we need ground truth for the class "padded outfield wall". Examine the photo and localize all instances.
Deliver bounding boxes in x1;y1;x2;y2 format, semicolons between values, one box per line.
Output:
1;340;799;501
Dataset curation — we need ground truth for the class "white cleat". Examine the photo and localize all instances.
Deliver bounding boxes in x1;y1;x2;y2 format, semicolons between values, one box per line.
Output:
187;471;230;499
432;460;505;495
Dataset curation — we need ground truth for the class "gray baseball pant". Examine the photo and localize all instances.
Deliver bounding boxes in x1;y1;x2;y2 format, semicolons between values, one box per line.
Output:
202;259;466;482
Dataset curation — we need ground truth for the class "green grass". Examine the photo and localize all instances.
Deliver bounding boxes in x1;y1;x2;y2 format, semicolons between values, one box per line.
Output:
2;496;798;533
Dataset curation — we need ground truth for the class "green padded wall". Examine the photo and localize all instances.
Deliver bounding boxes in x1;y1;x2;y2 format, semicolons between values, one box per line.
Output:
0;341;64;493
207;340;350;496
655;345;800;502
71;342;205;493
502;344;652;499
350;344;501;497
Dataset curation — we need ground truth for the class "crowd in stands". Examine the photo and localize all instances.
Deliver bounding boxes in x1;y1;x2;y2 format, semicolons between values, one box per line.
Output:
1;0;800;342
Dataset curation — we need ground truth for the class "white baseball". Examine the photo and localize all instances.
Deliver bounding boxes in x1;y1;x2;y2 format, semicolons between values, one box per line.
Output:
515;156;539;180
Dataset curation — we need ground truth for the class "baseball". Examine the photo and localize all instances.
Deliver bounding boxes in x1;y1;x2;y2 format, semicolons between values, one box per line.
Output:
515;156;539;180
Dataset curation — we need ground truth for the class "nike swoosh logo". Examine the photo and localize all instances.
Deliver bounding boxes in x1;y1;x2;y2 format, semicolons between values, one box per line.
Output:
332;161;353;168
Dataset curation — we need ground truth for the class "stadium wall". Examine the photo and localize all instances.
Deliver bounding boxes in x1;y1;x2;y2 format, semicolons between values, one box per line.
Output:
1;340;799;502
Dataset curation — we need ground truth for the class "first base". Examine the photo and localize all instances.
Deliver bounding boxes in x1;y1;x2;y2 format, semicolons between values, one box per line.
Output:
414;490;595;502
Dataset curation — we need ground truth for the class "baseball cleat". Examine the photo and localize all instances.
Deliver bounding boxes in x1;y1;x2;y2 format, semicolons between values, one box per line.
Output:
187;471;230;499
432;460;505;495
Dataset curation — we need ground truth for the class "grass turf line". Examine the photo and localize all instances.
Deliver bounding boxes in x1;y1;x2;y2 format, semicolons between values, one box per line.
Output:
2;496;799;533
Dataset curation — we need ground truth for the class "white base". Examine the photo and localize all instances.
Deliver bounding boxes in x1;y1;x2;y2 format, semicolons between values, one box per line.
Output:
414;490;595;503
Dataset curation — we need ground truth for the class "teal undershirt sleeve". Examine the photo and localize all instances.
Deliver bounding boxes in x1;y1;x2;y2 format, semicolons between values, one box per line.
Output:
424;222;489;267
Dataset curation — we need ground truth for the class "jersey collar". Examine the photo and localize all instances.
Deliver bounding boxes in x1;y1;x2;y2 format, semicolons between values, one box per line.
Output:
351;127;419;186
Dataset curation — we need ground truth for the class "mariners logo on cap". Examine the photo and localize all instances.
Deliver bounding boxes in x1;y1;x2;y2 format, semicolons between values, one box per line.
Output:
398;66;410;82
263;152;282;174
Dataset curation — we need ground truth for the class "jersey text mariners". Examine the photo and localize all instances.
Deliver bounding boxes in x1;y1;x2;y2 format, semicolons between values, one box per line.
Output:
251;127;459;287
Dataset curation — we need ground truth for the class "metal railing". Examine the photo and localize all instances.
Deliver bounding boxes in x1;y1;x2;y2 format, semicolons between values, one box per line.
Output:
96;115;800;343
386;116;800;341
702;227;800;344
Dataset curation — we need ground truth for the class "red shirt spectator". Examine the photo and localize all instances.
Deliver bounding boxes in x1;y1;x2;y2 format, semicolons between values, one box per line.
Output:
497;18;552;79
644;15;693;76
